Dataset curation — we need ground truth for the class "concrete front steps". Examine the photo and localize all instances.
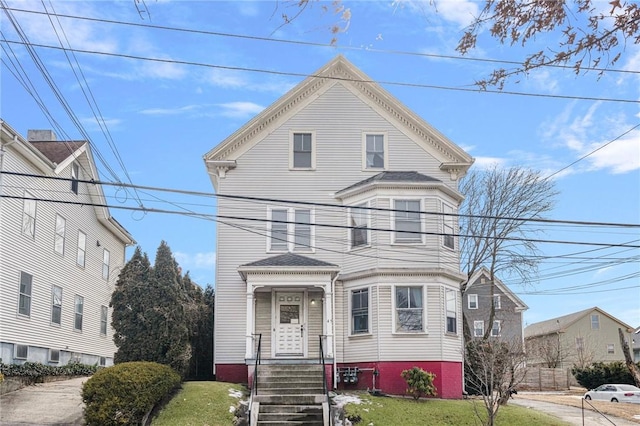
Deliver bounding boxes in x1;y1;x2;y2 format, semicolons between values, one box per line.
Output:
251;364;329;426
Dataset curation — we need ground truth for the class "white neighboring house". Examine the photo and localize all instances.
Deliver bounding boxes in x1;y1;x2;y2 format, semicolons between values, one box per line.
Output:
203;56;474;398
0;121;134;367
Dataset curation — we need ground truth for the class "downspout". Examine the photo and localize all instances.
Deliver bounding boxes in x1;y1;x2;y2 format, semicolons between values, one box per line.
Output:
332;273;338;389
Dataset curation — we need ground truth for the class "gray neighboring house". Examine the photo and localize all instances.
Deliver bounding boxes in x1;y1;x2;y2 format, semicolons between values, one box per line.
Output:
525;307;634;369
462;267;528;344
634;327;640;362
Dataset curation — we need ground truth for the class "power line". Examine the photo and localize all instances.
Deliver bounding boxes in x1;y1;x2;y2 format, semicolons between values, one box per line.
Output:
1;38;639;105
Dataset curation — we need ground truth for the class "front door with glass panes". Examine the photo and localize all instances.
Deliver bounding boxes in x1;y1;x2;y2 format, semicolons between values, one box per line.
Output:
274;292;305;356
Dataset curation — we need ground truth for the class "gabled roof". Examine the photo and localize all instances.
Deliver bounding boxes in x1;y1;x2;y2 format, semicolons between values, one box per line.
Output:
238;253;339;280
204;55;473;189
30;140;85;164
467;267;528;312
524;306;634;339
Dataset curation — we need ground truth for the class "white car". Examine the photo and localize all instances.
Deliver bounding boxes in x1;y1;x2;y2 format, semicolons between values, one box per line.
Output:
583;384;640;403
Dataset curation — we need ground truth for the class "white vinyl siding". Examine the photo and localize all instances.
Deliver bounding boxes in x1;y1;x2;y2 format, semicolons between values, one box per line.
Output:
51;285;62;325
54;214;65;255
392;199;422;244
76;231;86;267
74;295;84;331
18;272;33;317
22;191;36;238
349;202;369;249
102;249;110;280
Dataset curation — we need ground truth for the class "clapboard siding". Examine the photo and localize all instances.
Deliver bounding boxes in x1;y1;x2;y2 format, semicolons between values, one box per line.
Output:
308;289;324;358
0;132;131;365
254;292;272;358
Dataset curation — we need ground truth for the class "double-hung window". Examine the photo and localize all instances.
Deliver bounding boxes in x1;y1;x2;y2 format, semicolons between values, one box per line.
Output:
292;132;314;169
395;286;423;332
269;207;314;252
445;288;457;334
71;162;79;194
100;306;108;335
591;314;600;330
54;215;66;255
349;203;369;248
18;272;33;317
102;249;110;280
74;295;84;331
493;295;501;310
51;285;62;325
473;320;484;337
22;191;36;238
351;288;369;334
393;200;422;243
491;320;501;337
468;294;478;309
77;231;86;267
364;134;385;169
442;203;455;249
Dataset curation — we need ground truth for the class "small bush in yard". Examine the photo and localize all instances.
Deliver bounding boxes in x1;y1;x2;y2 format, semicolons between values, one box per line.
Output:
82;361;181;426
572;361;638;390
401;367;437;400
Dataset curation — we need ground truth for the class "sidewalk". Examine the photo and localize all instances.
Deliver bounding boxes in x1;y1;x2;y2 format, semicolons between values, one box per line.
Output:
510;397;640;426
0;377;87;425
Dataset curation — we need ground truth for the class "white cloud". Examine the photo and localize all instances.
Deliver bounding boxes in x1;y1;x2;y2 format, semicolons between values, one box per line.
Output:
218;102;264;118
139;105;199;116
471;156;506;169
584;130;640;174
392;0;478;28
174;251;216;271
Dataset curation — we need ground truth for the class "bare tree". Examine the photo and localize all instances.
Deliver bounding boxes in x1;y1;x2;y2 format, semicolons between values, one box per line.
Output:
525;334;571;369
465;339;527;426
619;327;640;387
572;333;597;369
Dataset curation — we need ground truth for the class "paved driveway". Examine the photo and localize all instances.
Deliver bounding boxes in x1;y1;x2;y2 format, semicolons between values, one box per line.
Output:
510;397;640;426
0;377;86;425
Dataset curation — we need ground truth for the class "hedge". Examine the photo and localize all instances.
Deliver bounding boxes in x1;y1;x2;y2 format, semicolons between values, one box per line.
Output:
82;361;181;426
0;361;98;380
572;361;639;390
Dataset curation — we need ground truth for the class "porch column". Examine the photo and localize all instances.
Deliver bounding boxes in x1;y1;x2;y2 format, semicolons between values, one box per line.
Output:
245;286;254;359
324;284;334;358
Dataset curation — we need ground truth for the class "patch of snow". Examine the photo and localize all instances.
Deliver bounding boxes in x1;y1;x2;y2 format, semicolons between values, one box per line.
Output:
229;406;236;413
228;389;243;398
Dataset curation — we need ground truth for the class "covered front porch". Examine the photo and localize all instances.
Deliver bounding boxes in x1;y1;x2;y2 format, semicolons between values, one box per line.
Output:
238;253;340;365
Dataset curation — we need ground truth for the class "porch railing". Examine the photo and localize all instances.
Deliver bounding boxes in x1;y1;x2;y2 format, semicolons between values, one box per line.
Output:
248;333;262;424
319;334;330;397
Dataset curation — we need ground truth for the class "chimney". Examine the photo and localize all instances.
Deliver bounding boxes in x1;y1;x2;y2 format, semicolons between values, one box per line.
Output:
27;130;57;141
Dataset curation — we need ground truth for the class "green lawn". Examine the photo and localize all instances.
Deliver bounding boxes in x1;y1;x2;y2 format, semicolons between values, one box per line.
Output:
342;393;571;426
151;381;246;426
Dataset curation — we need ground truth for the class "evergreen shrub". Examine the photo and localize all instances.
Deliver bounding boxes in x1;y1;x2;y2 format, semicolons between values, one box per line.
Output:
572;361;638;390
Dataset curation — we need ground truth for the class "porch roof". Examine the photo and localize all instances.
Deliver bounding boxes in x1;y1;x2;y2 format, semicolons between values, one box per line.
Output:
238;253;339;280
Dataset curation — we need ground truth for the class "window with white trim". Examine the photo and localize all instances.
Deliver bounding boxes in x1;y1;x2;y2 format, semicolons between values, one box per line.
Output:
491;320;501;337
49;349;60;363
74;295;84;331
100;305;108;335
51;285;62;325
468;294;478;309
15;344;28;360
268;207;314;252
54;214;66;255
493;295;501;310
22;191;36;238
591;314;600;330
349;202;369;249
393;199;422;243
395;286;423;332
364;134;385;169
473;320;484;337
442;202;455;249
77;231;86;267
71;162;79;194
607;343;614;354
102;249;110;280
291;132;314;169
445;288;457;334
351;288;369;334
18;272;32;317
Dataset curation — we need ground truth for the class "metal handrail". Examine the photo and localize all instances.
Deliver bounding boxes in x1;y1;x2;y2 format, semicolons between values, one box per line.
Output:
581;397;616;426
319;335;329;396
248;333;262;424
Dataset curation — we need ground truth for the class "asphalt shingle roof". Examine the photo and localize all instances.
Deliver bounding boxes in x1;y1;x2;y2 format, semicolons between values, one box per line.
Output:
30;141;85;164
337;171;441;194
241;252;338;268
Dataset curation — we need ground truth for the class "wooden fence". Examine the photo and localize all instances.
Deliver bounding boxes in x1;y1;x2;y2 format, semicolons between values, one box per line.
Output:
518;367;576;391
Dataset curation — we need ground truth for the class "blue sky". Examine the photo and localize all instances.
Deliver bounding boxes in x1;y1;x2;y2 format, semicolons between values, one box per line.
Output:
2;0;638;328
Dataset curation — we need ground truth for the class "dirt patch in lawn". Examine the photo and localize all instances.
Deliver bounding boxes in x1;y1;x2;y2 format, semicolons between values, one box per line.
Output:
515;390;640;423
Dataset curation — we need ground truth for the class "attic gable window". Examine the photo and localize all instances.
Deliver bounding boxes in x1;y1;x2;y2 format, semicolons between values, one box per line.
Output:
291;132;314;169
71;162;79;194
364;133;386;169
591;314;600;330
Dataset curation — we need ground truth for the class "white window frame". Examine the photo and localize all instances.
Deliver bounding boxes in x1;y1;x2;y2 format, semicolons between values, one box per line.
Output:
468;294;478;309
54;214;66;255
77;231;86;267
607;343;615;354
102;249;110;280
22;191;37;238
473;320;484;337
349;202;370;249
350;287;370;335
493;295;501;310
49;349;60;363
51;285;62;325
591;314;600;330
393;285;425;333
100;305;108;335
267;207;315;252
445;288;457;334
74;295;84;331
290;131;315;170
14;344;28;360
391;198;423;244
442;202;455;250
293;209;313;252
71;162;79;194
18;271;32;317
362;132;388;170
491;320;501;337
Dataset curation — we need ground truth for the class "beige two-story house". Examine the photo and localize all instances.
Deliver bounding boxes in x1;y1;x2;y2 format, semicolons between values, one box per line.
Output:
0;120;134;366
204;56;474;398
